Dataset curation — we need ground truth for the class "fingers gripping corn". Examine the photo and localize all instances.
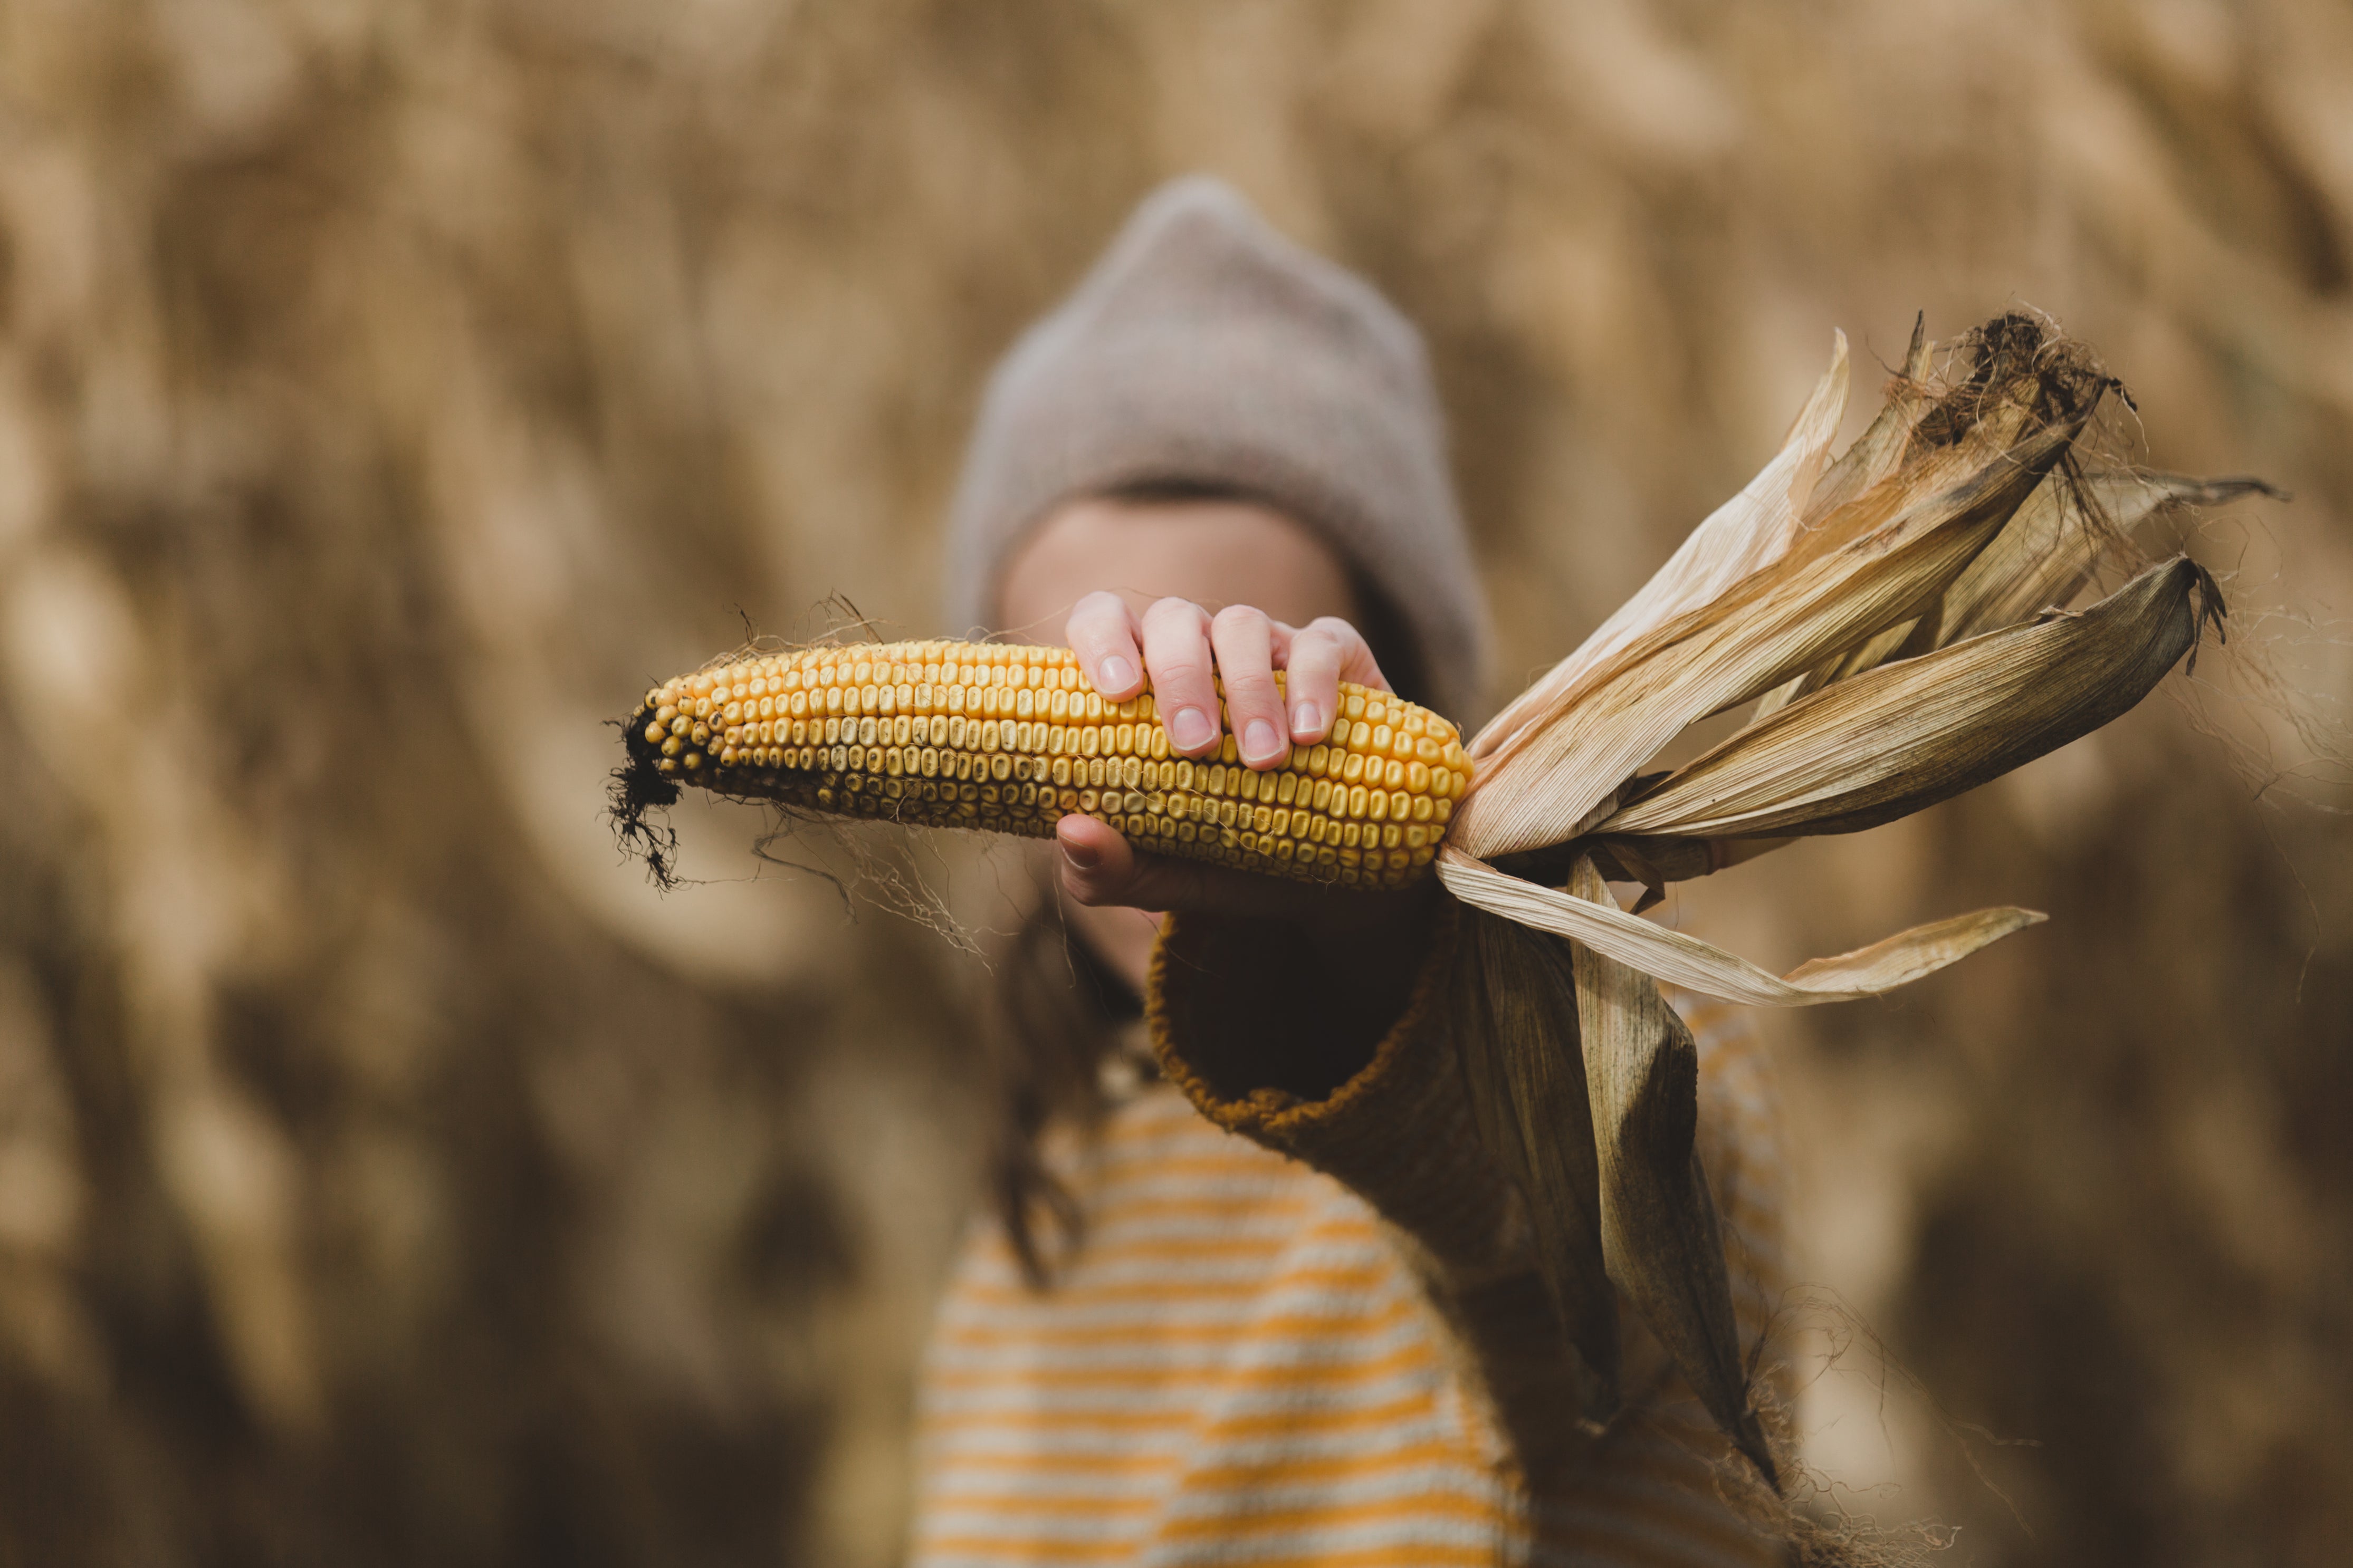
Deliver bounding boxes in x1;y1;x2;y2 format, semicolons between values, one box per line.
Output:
621;639;1471;891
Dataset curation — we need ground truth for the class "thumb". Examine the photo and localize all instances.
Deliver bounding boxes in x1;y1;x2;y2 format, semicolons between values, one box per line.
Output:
1056;814;1221;913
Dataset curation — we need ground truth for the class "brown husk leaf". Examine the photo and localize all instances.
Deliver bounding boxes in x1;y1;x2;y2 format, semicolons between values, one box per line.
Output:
1448;907;1619;1420
1431;316;2269;1486
1564;856;1777;1486
1598;556;2227;841
1450;409;2089;859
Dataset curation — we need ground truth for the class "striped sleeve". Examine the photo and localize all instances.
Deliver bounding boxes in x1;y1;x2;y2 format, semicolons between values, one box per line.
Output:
912;1088;1518;1566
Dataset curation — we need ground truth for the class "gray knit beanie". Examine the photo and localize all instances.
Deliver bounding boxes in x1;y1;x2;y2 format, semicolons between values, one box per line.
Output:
943;176;1490;726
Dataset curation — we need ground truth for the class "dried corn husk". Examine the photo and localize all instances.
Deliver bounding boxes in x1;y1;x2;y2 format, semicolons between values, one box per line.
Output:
1432;314;2265;1482
1447;316;2246;997
1565;857;1776;1487
1440;846;2046;1006
1450;410;2086;859
1757;467;2273;716
1472;334;1853;758
1931;469;2274;652
1798;313;1937;520
1448;908;1618;1420
1598;556;2226;842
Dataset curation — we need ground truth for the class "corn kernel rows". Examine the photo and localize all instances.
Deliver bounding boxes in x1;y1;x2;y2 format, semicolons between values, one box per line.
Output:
626;640;1472;889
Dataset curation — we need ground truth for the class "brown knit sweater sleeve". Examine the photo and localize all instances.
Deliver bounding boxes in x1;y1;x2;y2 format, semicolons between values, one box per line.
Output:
1144;902;1593;1476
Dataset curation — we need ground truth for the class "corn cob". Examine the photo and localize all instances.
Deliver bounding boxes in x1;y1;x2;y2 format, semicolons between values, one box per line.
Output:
620;638;1472;891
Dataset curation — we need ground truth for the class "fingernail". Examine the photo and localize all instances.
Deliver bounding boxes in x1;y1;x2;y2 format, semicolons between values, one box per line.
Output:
1171;706;1214;752
1243;719;1281;762
1290;700;1321;737
1099;655;1134;692
1061;838;1100;872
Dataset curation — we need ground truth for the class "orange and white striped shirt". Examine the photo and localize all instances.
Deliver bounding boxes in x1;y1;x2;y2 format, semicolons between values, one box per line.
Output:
914;911;1791;1567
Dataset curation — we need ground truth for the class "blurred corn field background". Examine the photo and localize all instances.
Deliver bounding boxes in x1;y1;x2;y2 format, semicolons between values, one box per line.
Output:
1;1;2349;1564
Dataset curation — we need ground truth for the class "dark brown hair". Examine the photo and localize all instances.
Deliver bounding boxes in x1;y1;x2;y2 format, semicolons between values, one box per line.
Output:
984;896;1137;1285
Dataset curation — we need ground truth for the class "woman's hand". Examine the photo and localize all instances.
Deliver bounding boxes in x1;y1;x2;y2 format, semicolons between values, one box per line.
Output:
1049;593;1436;980
1066;591;1390;769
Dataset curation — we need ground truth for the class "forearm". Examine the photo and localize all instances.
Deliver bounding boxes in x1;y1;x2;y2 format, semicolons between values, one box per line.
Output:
1143;903;1509;1264
1144;902;1598;1475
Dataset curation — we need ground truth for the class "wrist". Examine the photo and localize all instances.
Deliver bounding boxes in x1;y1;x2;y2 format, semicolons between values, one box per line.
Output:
1296;880;1442;1042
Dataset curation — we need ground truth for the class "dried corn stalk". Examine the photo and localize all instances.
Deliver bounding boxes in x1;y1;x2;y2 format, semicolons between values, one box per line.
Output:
615;313;2271;1484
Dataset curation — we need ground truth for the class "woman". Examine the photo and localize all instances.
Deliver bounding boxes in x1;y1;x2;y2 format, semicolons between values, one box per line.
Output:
913;178;1790;1567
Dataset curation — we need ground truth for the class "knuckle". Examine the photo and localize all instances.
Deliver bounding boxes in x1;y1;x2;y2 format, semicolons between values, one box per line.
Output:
1149;652;1212;690
1143;596;1208;629
1210;602;1266;633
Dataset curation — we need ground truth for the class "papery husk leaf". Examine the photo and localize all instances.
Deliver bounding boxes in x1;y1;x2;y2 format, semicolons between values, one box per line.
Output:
1452;412;2088;860
1752;467;2265;715
1755;607;1938;716
1750;315;2100;716
1930;469;2278;651
1598;557;2223;841
1772;315;2111;582
1798;312;1935;521
1472;333;1850;765
1498;834;1793;913
1449;907;1619;1421
1438;847;2044;1007
1565;857;1776;1487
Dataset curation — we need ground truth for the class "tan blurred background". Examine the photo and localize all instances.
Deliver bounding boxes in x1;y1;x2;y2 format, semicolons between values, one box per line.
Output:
1;1;2349;1563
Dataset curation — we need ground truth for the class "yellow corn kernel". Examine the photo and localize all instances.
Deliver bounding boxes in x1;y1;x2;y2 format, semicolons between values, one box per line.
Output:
623;640;1472;890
